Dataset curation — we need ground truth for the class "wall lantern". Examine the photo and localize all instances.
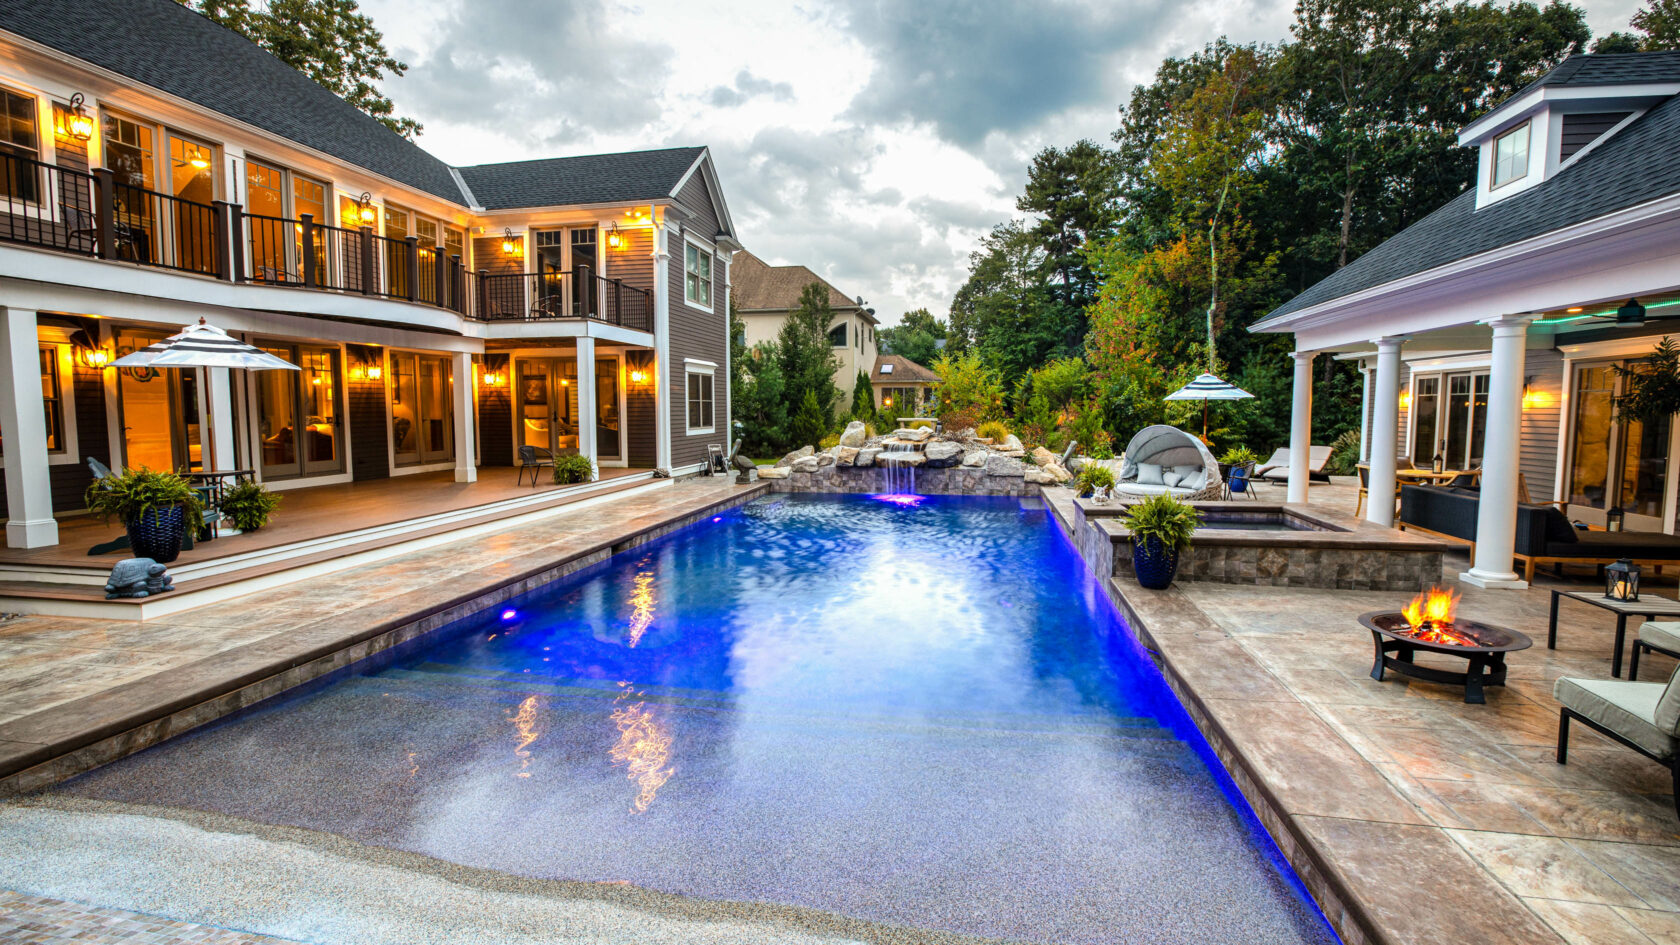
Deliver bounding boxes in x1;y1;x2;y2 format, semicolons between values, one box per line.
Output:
629;369;647;384
606;222;624;250
1522;376;1550;411
1607;507;1625;533
1605;558;1639;601
356;192;376;227
1398;390;1412;412
348;363;383;382
62;93;94;141
882;396;894;407
501;228;522;257
482;369;505;387
1618;298;1647;324
70;328;109;368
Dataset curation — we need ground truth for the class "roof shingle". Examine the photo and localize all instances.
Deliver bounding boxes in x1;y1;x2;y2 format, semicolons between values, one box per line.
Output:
731;251;869;317
456;148;705;211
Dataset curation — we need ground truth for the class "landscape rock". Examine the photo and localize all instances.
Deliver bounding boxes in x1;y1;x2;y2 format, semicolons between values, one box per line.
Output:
834;446;860;466
756;466;791;479
1040;461;1072;483
791;456;820;473
882;450;926;466
962;449;988;467
923;441;963;468
816;451;835;467
777;445;814;467
997;434;1024;453
856;447;882;467
1031;446;1060;467
986;454;1027;477
895;426;934;442
838;421;868;448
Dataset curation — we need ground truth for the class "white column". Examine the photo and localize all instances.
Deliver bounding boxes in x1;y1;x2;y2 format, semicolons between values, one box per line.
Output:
0;306;57;547
207;367;237;471
1366;336;1405;527
651;219;673;473
575;335;597;473
1358;362;1372;463
451;351;476;483
1287;350;1314;504
1462;315;1535;589
721;251;733;450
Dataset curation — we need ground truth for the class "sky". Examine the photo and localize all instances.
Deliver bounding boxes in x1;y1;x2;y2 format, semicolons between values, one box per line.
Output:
363;0;1646;327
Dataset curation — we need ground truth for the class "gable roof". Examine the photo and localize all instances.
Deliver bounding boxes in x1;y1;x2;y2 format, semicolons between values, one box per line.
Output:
457;148;707;211
871;354;939;384
731;251;873;319
1515;51;1680;95
1256;81;1680;327
2;0;466;203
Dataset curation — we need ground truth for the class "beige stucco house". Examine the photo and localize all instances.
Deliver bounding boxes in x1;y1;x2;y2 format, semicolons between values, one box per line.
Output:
731;251;878;402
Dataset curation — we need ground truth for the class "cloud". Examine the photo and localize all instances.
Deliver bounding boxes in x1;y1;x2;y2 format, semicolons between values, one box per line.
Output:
836;0;1175;147
707;70;796;108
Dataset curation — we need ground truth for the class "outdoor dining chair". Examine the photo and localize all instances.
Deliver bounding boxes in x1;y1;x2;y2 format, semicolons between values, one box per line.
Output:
517;444;555;486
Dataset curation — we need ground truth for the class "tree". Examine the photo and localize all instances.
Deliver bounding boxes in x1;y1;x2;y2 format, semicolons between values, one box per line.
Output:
776;283;842;424
1016;140;1122;309
949;221;1081;384
788;389;828;450
1632;0;1680;48
178;0;423;138
877;308;948;366
849;370;875;421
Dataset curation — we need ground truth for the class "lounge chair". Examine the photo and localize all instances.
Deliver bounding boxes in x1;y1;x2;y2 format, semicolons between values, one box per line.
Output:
1254;446;1333;483
1554;668;1680;819
1632;621;1680;682
1112;425;1221;501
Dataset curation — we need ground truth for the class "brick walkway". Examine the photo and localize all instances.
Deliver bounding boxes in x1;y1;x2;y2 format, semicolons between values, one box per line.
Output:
0;889;300;944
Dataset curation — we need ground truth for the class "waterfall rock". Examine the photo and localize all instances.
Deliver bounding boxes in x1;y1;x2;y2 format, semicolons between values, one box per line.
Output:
757;466;791;479
838;421;868;448
1031;446;1060;467
856;448;882;467
777;445;815;467
816;451;835;467
962;449;988;467
1026;462;1073;484
791;456;820;473
882;450;926;466
923;441;963;468
986;454;1027;477
894;426;934;442
997;434;1024;453
834;446;860;466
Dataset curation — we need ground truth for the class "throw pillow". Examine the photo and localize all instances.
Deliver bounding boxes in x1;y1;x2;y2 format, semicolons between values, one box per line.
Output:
1137;463;1165;485
1162;470;1184;488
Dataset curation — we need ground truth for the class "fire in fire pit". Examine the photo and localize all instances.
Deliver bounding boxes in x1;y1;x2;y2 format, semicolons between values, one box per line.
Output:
1398;587;1477;647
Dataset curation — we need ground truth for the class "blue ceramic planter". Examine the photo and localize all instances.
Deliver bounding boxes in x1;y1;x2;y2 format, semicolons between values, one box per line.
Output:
1132;535;1180;589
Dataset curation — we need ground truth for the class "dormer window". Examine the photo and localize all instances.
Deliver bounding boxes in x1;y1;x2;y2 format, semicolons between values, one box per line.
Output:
1491;122;1530;189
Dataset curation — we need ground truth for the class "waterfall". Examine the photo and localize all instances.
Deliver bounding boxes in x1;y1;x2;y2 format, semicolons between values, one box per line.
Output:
876;442;921;504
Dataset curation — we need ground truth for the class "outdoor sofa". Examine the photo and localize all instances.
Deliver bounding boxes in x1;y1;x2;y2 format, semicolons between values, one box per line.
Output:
1399;483;1680;581
1113;425;1222;501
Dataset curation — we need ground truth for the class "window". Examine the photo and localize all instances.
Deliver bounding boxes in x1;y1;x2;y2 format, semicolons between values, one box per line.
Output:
0;86;40;203
828;322;847;347
686;368;715;432
103;114;156;190
684;241;712;308
1491;122;1530;189
444;226;465;262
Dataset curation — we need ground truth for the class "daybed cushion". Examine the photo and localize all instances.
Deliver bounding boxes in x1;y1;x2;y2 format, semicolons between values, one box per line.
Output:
1641;621;1680;656
1548;530;1680;559
1172;464;1199;483
1554;675;1680;760
1163;469;1184;488
1114;482;1190;497
1137;463;1165;486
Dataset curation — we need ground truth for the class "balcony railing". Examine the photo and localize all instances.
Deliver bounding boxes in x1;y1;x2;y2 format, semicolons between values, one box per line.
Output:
0;151;653;330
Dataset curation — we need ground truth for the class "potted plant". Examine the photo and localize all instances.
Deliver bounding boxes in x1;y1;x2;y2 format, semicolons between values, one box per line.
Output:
84;467;204;564
553;453;596;484
1218;446;1260;494
1122;493;1203;590
220;480;282;532
1074;463;1116;498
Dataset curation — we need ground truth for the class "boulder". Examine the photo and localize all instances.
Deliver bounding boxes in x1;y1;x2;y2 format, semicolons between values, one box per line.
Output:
986;454;1027;477
838;420;868;448
777;445;814;467
1040;462;1072;483
882;450;926;466
1031;446;1060;467
856;447;882;467
791;456;820;473
961;449;988;467
894;426;934;442
757;466;791;479
834;446;860;466
923;441;963;468
998;434;1024;453
816;451;835;467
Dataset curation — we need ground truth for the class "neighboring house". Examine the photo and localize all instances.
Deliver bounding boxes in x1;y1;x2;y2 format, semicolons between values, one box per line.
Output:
0;0;740;551
1253;50;1680;589
730;250;878;402
869;355;939;416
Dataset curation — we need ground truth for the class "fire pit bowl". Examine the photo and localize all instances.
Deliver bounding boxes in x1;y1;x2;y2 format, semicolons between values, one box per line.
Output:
1359;609;1532;704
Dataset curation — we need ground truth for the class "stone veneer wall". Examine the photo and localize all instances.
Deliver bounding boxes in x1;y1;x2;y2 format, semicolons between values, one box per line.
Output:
1116;544;1443;591
765;464;1040;497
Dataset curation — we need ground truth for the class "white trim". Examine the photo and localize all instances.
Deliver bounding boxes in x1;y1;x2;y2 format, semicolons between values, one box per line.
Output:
1556;108;1647;175
1557;332;1678;360
683;365;715;435
1405;352;1493;372
1459;81;1680;145
681;234;715;312
682;358;717;370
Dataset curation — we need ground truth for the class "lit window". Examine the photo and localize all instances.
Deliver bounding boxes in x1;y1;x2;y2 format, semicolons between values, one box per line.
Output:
1491;122;1530;189
685;242;712;308
686;369;714;432
0;87;40;203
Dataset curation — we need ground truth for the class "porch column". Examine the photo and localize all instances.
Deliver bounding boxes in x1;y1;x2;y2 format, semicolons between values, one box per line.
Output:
207;367;237;471
451;351;476;483
0;306;57;547
575;336;598;472
1287;350;1314;504
1366;336;1405;528
1358;362;1372;463
1462;315;1534;589
651;222;673;473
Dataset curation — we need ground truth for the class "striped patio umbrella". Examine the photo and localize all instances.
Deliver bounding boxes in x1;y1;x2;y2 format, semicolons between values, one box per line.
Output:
110;319;298;473
1164;373;1253;440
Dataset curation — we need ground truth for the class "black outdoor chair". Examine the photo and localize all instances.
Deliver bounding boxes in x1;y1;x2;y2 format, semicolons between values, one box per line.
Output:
517;445;555;486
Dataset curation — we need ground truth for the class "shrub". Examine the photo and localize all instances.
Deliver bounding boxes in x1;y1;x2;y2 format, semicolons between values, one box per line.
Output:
788;388;828;449
1219;446;1259;466
1060;396;1112;459
553;454;596;484
1324;429;1362;476
1122;493;1203;550
976;420;1011;442
819;433;841;449
932;352;1004;433
902;418;934;430
1074;463;1116;496
220;480;281;532
85;467;204;526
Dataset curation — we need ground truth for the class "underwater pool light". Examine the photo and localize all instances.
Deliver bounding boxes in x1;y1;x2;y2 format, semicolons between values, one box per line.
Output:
501;609;518;621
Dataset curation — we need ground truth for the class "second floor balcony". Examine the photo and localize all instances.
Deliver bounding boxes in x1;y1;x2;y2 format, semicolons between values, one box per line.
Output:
0;151;654;333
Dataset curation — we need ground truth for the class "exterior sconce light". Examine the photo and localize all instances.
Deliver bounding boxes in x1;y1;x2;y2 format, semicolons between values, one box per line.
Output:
1618;298;1646;324
1606;507;1625;533
1398;390;1412;412
606;223;623;250
356;192;376;227
630;369;647;383
501;228;520;256
349;364;383;382
882;396;893;407
1521;376;1550;411
482;370;505;387
1605;557;1639;601
62;93;94;141
79;346;110;368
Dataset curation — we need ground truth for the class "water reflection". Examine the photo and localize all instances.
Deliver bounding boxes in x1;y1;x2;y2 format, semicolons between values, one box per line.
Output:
609;685;673;813
626;569;655;647
509;695;539;778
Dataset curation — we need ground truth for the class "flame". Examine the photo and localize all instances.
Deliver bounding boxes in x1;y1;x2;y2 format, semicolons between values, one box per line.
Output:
1402;586;1459;630
510;695;540;778
626;571;655;647
609;699;673;813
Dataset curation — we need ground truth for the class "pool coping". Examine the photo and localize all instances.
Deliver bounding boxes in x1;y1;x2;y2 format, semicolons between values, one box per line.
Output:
0;481;772;796
1044;491;1565;945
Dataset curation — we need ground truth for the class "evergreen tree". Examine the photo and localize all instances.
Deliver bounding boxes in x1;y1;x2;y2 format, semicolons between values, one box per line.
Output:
877;308;947;366
1016;140;1122;309
849;371;875;421
789;389;828;450
777;283;842;422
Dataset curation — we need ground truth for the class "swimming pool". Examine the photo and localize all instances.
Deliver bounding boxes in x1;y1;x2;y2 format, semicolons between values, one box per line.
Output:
56;494;1335;945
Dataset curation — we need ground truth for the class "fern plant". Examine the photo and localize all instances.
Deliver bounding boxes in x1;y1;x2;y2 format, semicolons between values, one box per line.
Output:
220;480;281;531
1121;493;1203;550
553;454;596;484
1074;463;1116;496
1324;429;1363;476
84;467;204;526
1219;446;1259;466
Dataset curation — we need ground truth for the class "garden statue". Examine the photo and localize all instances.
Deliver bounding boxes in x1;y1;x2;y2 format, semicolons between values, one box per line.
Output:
1092;485;1112;505
104;558;173;599
733;453;759;484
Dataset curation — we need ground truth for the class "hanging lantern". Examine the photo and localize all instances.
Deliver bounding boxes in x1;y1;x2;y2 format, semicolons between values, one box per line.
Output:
1606;507;1625;532
501;228;520;256
1605;559;1640;602
63;93;94;141
356;192;376;227
606;222;623;250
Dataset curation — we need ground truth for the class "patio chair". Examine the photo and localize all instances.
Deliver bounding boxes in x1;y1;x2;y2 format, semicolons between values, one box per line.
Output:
1111;426;1222;501
1632;621;1680;682
1554;668;1680;820
517;445;555;486
1224;461;1258;500
1254;446;1334;483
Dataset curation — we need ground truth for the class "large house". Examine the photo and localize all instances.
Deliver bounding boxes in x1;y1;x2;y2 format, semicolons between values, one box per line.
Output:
0;0;739;553
1256;51;1680;588
730;250;878;402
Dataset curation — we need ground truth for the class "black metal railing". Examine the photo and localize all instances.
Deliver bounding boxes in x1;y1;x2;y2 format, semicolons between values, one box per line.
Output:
0;150;98;255
471;267;652;330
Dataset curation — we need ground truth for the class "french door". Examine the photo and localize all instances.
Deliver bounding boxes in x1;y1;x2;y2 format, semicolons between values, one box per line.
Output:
114;329;201;472
255;342;342;480
1567;361;1671;531
514;353;623;462
390;352;453;466
1409;371;1489;470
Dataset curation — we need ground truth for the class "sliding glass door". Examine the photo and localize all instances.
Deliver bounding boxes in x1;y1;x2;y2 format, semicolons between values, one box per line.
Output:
1408;371;1488;470
1568;361;1671;530
391;351;453;466
255;343;342;480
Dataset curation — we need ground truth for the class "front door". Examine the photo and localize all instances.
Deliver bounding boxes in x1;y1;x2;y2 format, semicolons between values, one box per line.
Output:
115;329;179;471
516;357;579;456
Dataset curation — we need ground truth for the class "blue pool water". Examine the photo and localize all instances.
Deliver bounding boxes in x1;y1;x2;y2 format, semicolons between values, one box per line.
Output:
63;494;1336;945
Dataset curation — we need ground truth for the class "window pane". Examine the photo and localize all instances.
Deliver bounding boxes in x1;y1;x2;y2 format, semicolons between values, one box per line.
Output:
38;346;62;451
1410;376;1439;464
1492;123;1529;188
1620;362;1670;519
257;345;300;476
1569;366;1614;509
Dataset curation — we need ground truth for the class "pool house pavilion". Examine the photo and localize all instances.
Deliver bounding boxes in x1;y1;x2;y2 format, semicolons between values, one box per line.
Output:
1257;51;1680;588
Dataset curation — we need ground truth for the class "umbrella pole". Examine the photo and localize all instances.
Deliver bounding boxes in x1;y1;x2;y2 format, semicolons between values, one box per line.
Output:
201;365;217;474
1202;401;1209;441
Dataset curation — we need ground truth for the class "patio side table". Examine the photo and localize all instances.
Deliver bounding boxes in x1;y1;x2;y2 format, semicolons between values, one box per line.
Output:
1547;589;1680;678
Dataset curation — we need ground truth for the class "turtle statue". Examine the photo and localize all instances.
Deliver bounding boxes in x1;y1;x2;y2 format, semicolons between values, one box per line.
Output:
104;558;173;600
732;453;759;484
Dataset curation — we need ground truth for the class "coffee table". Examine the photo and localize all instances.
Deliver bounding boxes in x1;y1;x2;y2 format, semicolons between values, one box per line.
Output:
1547;589;1680;678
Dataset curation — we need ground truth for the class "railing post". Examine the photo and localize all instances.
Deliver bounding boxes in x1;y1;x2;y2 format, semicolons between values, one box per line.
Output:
358;225;374;295
477;268;489;319
300;213;317;288
613;278;624;327
228;202;247;282
403;236;419;301
211;199;234;281
450;254;462;312
433;244;446;308
93;168;116;260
